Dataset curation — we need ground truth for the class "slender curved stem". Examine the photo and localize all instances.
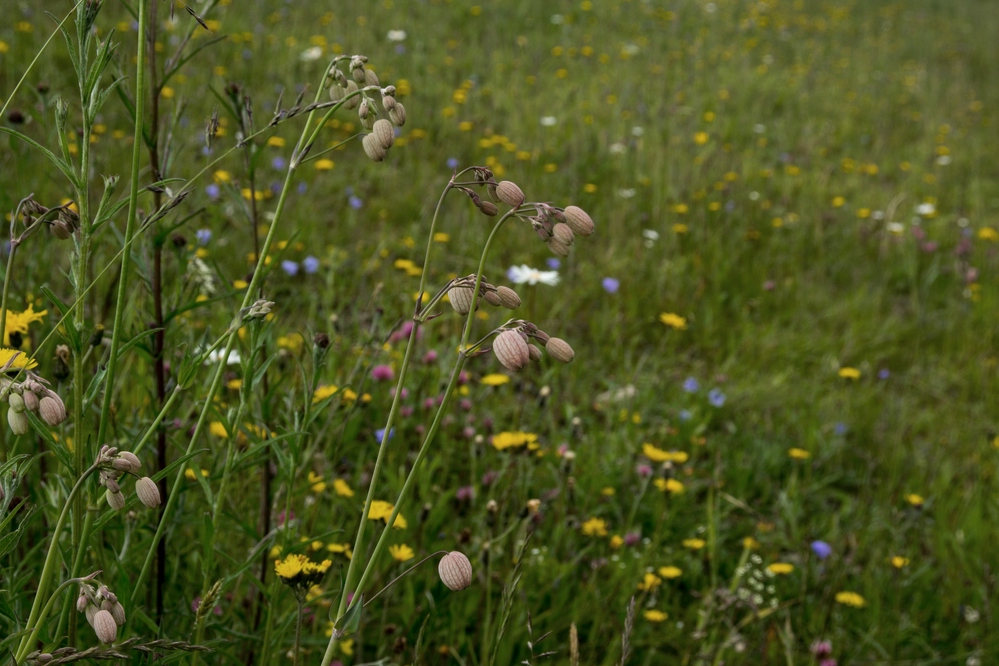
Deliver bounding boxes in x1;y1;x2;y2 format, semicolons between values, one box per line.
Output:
15;572;97;665
363;550;449;607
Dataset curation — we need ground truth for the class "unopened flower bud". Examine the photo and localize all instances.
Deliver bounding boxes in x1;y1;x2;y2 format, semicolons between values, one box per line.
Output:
528;343;543;362
552;222;575;246
8;393;26;413
35;653;53;664
92;609;118;644
496;181;525;208
478;200;498;216
76;594;89;612
7;408;29;436
362;133;387;162
546;237;571;257
85;603;97;626
493;330;530;371
381;93;397;111
482;290;502;307
358;97;370;121
372;118;395;150
344;80;360;109
109;600;126;627
22;390;39;412
329;83;346;103
545;337;575;363
38;395;67;426
447;286;475;315
135;476;161;508
106;489;125;511
438;551;473;591
364;68;380;87
495;286;521;309
563;205;595;236
388;102;407;126
104;477;121;494
245;299;274;319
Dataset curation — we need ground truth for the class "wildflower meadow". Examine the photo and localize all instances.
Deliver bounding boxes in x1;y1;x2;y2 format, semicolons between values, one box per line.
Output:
1;1;997;664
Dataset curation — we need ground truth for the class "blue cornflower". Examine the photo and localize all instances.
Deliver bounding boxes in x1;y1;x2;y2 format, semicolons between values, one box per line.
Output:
375;427;395;441
205;184;220;199
546;258;561;270
446;157;459;169
602;277;620;294
682;377;700;393
281;260;299;276
811;540;832;560
302;256;320;274
708;388;726;407
349;195;363;209
196;229;212;245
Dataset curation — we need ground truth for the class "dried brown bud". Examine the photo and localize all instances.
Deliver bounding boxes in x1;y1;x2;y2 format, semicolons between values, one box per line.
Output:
496;181;525;208
447;286;475;315
92;609;118;644
438;551;473;591
135;476;162;508
372;118;395;150
563;205;595;236
38;395;67;426
545;337;575;363
314;332;330;348
105;489;125;511
388;102;407;126
552;222;575;246
496;286;521;309
493;330;530;371
362;133;387;162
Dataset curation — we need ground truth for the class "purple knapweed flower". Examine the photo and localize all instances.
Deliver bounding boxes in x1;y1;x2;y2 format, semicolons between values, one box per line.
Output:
456;486;474;501
371;364;394;381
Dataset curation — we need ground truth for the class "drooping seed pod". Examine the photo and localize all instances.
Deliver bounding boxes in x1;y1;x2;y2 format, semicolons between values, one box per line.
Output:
22;389;39;412
532;329;551;344
109;600;126;627
76;594;89;613
372;118;395;150
50;219;73;240
381;93;397;111
495;181;525;208
496;286;521;309
117;451;142;472
329;83;346;103
493;330;530;372
7;408;29;436
364;68;380;87
546;237;571;257
447;286;475;315
351;61;367;84
362;133;387;162
92;609;118;644
135;476;161;508
545;337;575;363
105;488;125;511
38;395;67;426
478;200;498;216
388;102;406;126
438;551;473;591
563;205;595;236
552;222;575;246
482;290;502;307
528;343;543;362
358;97;370;121
8;393;25;413
84;603;97;627
344;80;361;109
104;477;121;494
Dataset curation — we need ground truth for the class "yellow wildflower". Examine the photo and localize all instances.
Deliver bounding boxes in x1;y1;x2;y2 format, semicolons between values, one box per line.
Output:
333;479;354;497
313;384;339;402
637;573;662;591
274;554;307;579
890;556;910;569
609;535;624;549
978;227;999;242
308;471;327;493
389;544;415;562
480;373;510;386
581;517;608;537
838;367;861;379
4;305;47;347
659;312;687;330
768;562;794;575
682;538;705;550
905;493;924;507
643;610;668;622
788;448;811;460
368;500;407;529
835;591;866;608
658;566;682;579
0;347;36;371
491;431;538;450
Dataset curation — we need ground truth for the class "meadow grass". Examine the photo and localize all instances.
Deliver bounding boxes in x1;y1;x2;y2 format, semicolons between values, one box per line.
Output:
1;0;998;664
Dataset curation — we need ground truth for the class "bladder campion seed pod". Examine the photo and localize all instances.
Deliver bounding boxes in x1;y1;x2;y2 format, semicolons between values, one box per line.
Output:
92;609;118;644
552;222;575;246
546;237;571;257
381;93;397;111
478;200;498;216
135;476;162;508
344;80;361;109
438;551;473;591
76;594;89;612
496;286;521;309
493;330;530;371
22;389;39;412
7;408;29;436
389;102;407;126
365;68;380;87
563;205;595;236
528;343;543;362
329;83;346;103
38;394;67;427
362;133;387;162
8;393;25;413
118;451;142;472
482;289;502;307
447;286;476;315
108;600;126;627
372;118;395;150
105;489;125;511
495;181;525;208
545;337;575;363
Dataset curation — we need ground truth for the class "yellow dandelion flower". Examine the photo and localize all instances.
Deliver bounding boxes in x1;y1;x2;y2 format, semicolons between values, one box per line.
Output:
977;227;998;242
480;373;511;386
610;535;624;549
694;131;709;145
659;312;687;330
274;554;307;579
581;517;608;537
389;544;415;562
890;556;909;569
643;610;668;622
832;196;845;208
743;536;760;550
313;384;339;402
4;305;47;347
333;478;354;497
788;448;811;460
905;493;924;507
491;431;538;450
838;367;861;379
768;562;794;575
658;566;682;579
682;538;705;550
209;421;230;438
637;572;662;591
0;347;36;371
835;591;866;608
308;471;327;493
314;159;335;171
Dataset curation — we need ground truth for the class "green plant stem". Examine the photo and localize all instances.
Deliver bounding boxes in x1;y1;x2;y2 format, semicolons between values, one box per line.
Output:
14;573;95;665
0;240;17;353
95;0;146;448
15;462;99;661
292;597;304;666
482;530;493;666
320;206;519;666
129;65;339;611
